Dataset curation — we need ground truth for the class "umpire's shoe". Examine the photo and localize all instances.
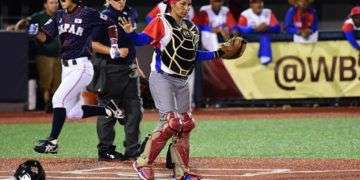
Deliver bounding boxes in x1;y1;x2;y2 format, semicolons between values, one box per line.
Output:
105;99;125;119
98;150;124;161
34;138;58;154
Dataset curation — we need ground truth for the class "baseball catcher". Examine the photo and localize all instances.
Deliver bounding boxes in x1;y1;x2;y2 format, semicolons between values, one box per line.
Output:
119;0;246;179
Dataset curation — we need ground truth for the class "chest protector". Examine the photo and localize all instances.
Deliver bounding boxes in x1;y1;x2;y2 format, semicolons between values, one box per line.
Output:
161;15;200;76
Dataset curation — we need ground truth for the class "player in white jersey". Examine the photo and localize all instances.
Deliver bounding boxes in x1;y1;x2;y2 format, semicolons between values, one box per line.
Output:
195;0;237;49
343;6;360;51
234;0;280;64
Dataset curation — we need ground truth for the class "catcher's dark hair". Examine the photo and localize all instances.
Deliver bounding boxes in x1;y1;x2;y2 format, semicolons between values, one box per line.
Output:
164;0;171;13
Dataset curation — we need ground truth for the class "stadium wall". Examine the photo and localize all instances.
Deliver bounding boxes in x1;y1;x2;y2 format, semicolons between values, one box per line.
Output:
199;31;360;107
0;32;28;110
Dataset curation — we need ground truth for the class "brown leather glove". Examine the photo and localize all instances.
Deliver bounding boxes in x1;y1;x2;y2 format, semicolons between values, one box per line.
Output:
218;36;247;60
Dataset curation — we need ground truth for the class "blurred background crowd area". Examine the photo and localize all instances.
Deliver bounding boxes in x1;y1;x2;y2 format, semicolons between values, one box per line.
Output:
0;0;359;31
0;0;360;112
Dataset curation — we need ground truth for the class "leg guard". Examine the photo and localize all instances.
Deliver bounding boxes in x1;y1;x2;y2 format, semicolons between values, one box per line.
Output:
137;112;182;166
170;112;196;179
181;112;195;133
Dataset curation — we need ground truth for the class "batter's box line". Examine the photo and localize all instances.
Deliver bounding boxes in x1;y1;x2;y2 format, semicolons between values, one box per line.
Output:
48;176;215;180
67;166;287;173
67;168;360;178
116;171;274;179
116;172;215;179
67;166;115;173
241;169;360;177
241;169;290;177
288;169;360;174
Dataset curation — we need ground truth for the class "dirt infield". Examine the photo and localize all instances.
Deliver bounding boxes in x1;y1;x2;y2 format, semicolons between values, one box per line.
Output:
1;107;360;179
1;158;360;179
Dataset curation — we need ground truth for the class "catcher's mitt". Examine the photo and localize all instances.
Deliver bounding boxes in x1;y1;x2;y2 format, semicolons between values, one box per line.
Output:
219;36;247;60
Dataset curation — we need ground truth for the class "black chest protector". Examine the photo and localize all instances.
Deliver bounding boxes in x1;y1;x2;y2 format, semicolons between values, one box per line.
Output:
161;14;200;76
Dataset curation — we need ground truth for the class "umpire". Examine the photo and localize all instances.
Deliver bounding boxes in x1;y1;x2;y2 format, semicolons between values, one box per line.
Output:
91;0;142;161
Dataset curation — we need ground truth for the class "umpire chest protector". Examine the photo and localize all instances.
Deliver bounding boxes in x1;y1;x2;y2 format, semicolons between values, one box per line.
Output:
160;14;199;76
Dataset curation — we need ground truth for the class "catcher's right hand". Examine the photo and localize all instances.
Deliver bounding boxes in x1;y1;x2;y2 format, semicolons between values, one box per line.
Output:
218;36;247;60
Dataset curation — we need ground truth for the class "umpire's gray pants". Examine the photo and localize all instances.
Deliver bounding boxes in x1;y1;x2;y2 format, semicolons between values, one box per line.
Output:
149;71;191;115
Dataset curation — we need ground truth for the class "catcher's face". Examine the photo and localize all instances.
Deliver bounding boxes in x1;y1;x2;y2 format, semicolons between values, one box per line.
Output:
171;0;191;18
109;0;126;11
352;15;360;27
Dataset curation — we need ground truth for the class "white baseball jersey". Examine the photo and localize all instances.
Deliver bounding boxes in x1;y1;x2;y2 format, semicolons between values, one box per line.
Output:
343;18;360;31
240;8;274;28
199;5;231;28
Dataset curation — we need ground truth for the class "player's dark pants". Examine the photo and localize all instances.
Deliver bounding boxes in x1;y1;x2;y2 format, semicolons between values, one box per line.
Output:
96;61;143;157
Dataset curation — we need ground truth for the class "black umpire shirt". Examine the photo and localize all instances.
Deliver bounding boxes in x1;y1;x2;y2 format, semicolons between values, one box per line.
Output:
92;5;138;65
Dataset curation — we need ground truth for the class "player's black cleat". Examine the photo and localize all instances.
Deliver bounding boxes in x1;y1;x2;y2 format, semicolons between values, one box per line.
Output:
98;150;125;161
34;138;58;154
105;99;125;119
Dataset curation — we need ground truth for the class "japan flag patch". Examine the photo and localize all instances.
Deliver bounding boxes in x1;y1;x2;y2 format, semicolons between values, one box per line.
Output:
100;13;108;21
74;18;82;24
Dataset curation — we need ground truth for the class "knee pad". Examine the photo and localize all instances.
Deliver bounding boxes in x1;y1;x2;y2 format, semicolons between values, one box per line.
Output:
163;112;182;135
181;112;195;133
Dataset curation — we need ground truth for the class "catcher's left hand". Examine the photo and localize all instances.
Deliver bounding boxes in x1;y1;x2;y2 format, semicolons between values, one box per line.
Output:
218;36;247;60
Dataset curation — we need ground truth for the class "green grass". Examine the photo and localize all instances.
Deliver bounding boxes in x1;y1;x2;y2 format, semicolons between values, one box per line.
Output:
0;117;360;159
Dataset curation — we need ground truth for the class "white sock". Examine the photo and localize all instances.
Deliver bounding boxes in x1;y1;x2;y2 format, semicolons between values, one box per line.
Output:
260;56;271;64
